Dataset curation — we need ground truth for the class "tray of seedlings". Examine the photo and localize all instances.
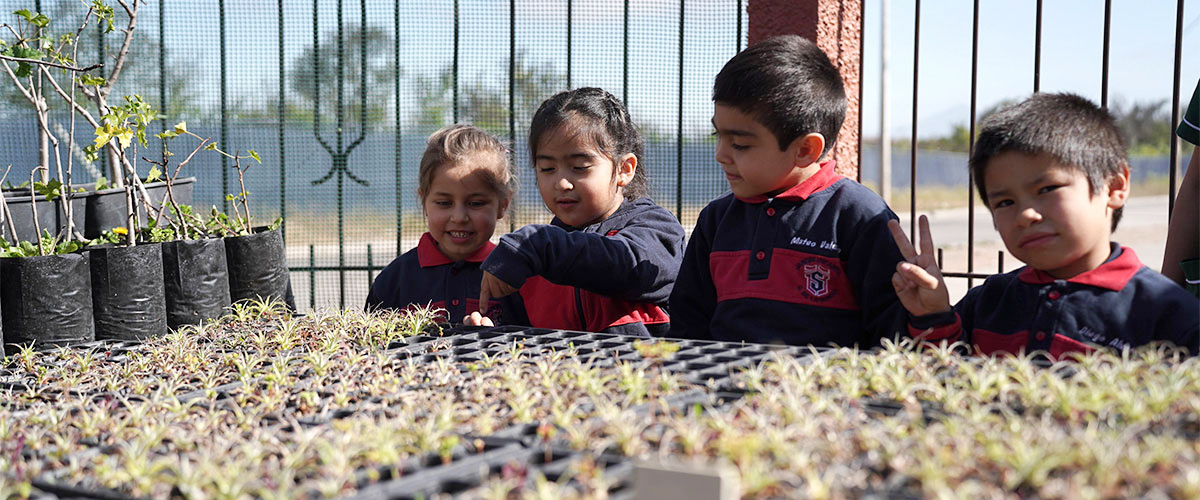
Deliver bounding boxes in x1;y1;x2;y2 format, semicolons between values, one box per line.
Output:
462;340;1200;499
4;295;1200;499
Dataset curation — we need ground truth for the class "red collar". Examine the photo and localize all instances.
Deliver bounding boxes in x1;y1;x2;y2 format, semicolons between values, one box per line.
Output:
735;160;842;203
416;232;496;268
1017;245;1142;291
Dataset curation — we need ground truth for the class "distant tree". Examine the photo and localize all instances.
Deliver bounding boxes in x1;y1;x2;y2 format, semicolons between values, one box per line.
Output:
288;26;396;128
412;50;561;137
1110;98;1173;156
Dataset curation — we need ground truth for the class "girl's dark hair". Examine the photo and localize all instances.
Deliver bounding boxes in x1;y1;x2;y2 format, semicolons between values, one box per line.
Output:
528;87;649;200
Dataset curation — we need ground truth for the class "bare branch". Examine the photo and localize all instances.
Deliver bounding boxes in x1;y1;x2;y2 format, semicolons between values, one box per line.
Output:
1;59;40;106
176;138;210;175
40;65;100;129
29;167;46;253
100;0;140;100
0;53;102;73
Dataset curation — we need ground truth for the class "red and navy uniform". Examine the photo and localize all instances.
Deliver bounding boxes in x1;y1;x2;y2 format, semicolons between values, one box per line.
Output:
365;233;515;323
482;197;685;337
668;160;907;346
909;245;1199;357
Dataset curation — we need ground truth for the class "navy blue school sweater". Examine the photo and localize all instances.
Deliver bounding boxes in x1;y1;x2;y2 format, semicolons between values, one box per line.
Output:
668;161;907;346
365;233;518;323
482;197;685;337
909;245;1200;357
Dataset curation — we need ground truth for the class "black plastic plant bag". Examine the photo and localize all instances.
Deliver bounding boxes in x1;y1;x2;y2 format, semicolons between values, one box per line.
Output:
1;191;58;243
84;177;195;239
225;227;295;310
0;252;94;353
163;237;231;329
89;243;168;341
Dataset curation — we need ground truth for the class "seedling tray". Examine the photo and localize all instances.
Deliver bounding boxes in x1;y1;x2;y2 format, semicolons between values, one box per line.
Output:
345;444;635;500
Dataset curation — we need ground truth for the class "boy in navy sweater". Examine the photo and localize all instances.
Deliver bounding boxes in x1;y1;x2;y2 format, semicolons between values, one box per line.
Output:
890;93;1199;357
668;35;907;346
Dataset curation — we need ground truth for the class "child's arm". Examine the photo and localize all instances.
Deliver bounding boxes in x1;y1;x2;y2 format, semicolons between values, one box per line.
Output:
364;257;405;312
665;221;716;340
480;209;685;305
1162;148;1199;287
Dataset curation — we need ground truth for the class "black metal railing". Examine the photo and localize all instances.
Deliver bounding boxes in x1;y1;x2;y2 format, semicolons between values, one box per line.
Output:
0;0;1189;311
901;0;1189;288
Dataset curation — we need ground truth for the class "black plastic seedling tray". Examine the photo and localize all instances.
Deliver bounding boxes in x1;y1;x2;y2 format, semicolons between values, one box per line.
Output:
8;322;830;500
345;443;635;500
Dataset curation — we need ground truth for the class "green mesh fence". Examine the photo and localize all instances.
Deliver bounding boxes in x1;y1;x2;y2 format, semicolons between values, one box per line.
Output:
0;0;747;311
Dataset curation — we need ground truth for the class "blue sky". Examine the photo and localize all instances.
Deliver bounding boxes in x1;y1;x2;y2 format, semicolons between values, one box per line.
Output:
861;0;1199;138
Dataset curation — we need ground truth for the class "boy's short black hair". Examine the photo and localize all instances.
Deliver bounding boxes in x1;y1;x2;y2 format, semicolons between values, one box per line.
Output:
970;93;1127;230
712;35;846;156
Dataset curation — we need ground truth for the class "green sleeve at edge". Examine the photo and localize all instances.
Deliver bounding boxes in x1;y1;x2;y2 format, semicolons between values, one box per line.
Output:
1178;79;1200;146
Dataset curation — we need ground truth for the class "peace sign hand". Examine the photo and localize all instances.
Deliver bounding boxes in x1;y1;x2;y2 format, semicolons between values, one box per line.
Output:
887;215;952;317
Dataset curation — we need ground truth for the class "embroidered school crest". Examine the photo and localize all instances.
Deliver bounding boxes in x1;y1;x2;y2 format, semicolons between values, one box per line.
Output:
802;263;830;298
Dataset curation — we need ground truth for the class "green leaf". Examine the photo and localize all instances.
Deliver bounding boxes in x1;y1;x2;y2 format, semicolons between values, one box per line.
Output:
248;150;261;164
33;179;62;201
113;127;134;149
146;166;162;182
12;62;31;78
224;194;235;201
94;176;108;190
204;143;218;151
93;125;113;148
78;74;106;86
12;10;47;28
83;144;101;164
155;130;179;139
56;240;82;254
10;45;42;60
90;1;115;32
173;121;188;134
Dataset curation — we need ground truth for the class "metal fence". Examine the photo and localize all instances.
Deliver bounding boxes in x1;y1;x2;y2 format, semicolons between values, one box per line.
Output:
889;0;1191;294
0;0;1193;311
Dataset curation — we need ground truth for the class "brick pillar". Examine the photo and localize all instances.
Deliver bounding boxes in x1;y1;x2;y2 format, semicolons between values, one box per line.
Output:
749;0;863;179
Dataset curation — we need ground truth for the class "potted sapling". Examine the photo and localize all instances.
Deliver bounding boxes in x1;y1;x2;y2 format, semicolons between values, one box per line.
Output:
2;2;169;241
83;96;168;341
0;3;112;352
143;122;232;329
0;167;93;354
199;143;293;311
